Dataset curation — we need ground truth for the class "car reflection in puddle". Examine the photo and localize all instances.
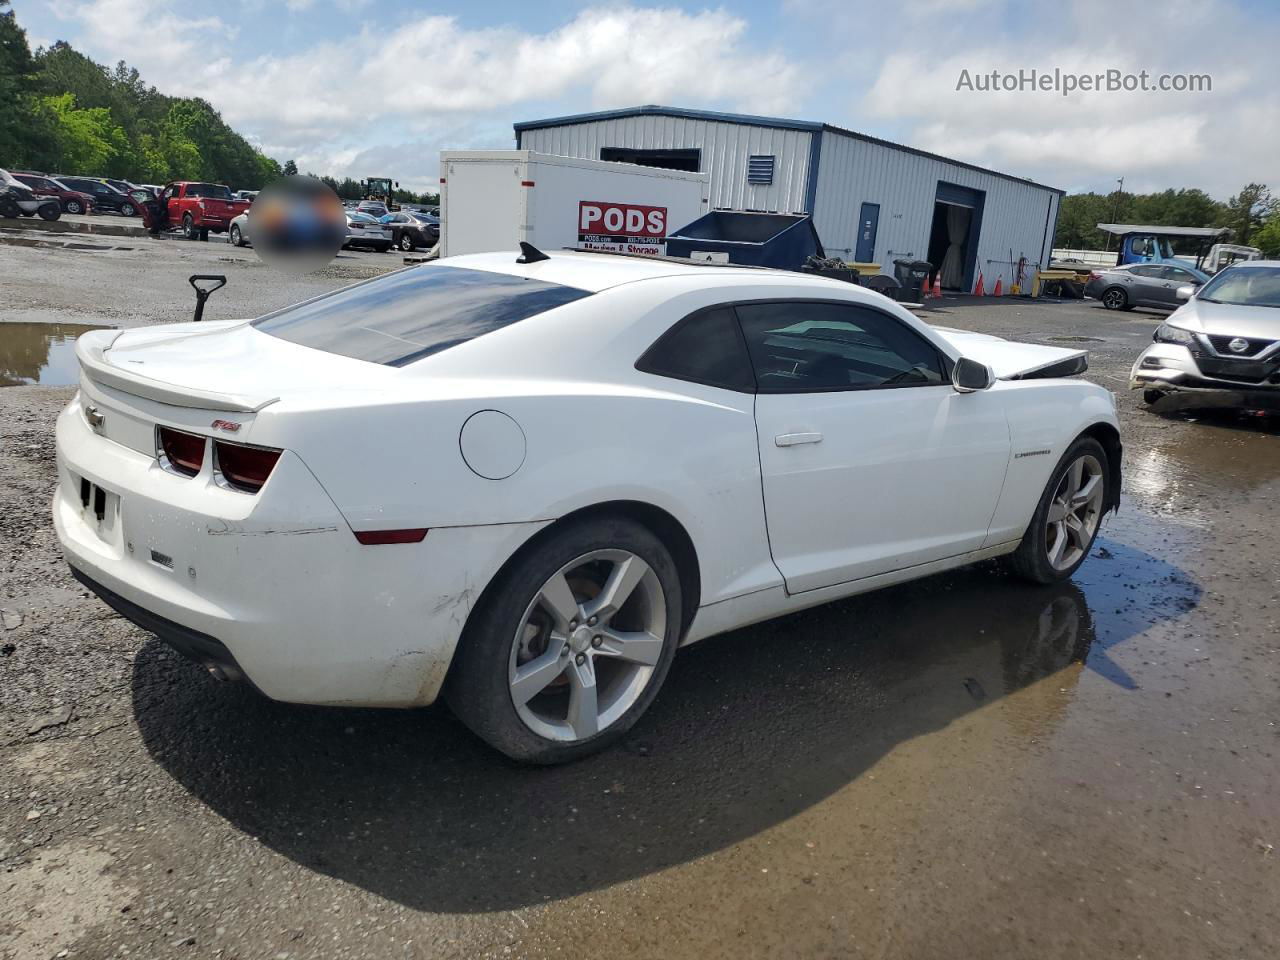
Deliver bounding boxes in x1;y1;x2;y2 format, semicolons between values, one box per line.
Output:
0;322;110;387
130;509;1200;913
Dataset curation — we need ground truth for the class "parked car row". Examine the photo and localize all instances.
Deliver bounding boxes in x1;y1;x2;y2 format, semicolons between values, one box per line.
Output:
0;167;63;220
229;206;439;253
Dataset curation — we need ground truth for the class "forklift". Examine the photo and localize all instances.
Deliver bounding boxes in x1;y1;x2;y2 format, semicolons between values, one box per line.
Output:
362;177;400;211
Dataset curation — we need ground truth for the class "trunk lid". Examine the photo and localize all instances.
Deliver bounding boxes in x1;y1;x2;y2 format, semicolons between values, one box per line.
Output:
931;327;1088;379
76;322;393;413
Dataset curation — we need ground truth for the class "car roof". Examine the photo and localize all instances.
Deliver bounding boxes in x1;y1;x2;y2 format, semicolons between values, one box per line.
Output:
1223;259;1280;269
442;249;856;294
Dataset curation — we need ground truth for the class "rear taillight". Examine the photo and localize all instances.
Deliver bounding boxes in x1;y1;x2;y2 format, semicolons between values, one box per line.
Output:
158;426;205;476
1088;271;1101;281
214;441;281;494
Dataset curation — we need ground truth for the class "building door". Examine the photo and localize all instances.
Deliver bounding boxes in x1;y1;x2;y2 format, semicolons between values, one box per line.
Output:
855;203;880;262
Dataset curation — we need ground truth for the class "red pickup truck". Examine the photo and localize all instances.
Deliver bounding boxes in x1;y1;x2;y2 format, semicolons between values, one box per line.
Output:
153;182;250;240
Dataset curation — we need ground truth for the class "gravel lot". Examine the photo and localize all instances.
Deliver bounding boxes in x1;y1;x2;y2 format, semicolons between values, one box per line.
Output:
1;236;1277;960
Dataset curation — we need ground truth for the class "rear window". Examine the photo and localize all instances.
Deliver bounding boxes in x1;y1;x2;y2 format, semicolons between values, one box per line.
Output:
252;265;592;366
186;183;233;199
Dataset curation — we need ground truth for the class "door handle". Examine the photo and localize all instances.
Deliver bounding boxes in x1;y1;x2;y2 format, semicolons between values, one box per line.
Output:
775;432;823;447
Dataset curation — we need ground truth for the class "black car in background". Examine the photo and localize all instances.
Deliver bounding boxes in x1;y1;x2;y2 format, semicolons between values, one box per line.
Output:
55;176;139;216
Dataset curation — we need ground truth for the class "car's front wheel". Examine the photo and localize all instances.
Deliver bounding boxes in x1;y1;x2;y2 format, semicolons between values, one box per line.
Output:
120;201;136;217
1007;436;1110;584
446;516;682;764
65;199;83;214
1142;389;1165;404
230;224;244;246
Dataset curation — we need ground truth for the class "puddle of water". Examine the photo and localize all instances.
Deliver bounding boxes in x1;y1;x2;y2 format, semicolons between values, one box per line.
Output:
0;322;110;387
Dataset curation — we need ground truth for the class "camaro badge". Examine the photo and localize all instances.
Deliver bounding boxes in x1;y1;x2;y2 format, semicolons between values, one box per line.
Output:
210;419;242;433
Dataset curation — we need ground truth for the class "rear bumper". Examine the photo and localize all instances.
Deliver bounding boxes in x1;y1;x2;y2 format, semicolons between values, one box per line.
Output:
54;392;548;707
71;566;251;684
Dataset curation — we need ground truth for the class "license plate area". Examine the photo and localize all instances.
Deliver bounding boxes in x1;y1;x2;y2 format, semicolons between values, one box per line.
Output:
75;474;120;542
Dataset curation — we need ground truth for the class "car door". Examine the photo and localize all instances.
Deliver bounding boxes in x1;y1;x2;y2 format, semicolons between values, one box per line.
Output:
742;300;1011;593
1160;265;1203;305
1125;264;1166;306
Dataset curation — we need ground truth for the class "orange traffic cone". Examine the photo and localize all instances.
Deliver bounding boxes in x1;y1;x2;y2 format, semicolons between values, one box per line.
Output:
932;272;942;298
993;278;1003;297
973;271;985;296
920;273;931;299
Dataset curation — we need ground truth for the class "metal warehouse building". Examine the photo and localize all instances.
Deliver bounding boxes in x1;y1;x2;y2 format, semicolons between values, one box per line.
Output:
515;105;1063;292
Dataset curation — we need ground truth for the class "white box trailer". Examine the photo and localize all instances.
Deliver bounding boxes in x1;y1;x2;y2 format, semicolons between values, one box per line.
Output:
439;150;708;259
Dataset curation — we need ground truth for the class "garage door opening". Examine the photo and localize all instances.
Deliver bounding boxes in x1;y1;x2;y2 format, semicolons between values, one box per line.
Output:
926;183;985;292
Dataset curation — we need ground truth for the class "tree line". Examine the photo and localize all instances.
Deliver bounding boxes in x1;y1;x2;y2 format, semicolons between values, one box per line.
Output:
0;1;437;203
1054;184;1279;256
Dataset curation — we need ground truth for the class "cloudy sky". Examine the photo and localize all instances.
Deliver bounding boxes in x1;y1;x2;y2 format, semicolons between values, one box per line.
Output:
16;0;1277;197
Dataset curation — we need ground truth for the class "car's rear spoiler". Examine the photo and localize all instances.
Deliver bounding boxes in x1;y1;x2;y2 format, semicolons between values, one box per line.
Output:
75;330;279;412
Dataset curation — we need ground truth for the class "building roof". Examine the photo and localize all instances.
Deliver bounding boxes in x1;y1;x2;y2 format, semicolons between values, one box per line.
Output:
1096;223;1230;239
513;104;1064;195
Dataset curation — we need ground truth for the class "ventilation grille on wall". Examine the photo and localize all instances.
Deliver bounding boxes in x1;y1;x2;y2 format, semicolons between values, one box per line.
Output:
747;155;775;185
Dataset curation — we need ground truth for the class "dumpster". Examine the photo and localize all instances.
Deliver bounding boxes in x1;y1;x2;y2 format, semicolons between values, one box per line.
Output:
664;211;824;270
892;258;933;301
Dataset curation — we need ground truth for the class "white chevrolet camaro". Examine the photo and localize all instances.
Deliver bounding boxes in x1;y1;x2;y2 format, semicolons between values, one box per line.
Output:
55;249;1121;762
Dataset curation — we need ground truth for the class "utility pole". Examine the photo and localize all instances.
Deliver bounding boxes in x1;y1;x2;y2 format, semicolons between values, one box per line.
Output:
1105;177;1124;251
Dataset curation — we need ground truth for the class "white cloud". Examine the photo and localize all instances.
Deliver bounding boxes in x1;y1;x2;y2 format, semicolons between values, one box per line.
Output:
43;3;805;186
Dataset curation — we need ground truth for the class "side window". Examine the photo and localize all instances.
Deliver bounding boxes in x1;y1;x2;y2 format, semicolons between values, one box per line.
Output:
1163;266;1195;282
1129;264;1160;278
736;301;947;392
635;306;755;392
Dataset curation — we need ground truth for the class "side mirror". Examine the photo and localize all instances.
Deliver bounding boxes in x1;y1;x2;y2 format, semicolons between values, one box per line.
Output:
953;357;994;393
1175;285;1195;300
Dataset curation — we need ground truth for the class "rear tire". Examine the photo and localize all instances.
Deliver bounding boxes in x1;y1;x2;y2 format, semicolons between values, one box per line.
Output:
1101;287;1128;311
399;232;414;251
446;515;683;764
37;204;60;221
1142;389;1165;404
1006;437;1110;585
183;213;198;240
199;228;209;242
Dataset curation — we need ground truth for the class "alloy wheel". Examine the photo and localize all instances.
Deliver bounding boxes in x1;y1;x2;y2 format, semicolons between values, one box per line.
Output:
1045;454;1104;571
1102;289;1125;310
508;549;667;742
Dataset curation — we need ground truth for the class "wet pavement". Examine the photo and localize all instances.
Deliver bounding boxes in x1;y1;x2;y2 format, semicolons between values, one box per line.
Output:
0;323;109;388
1;253;1278;959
